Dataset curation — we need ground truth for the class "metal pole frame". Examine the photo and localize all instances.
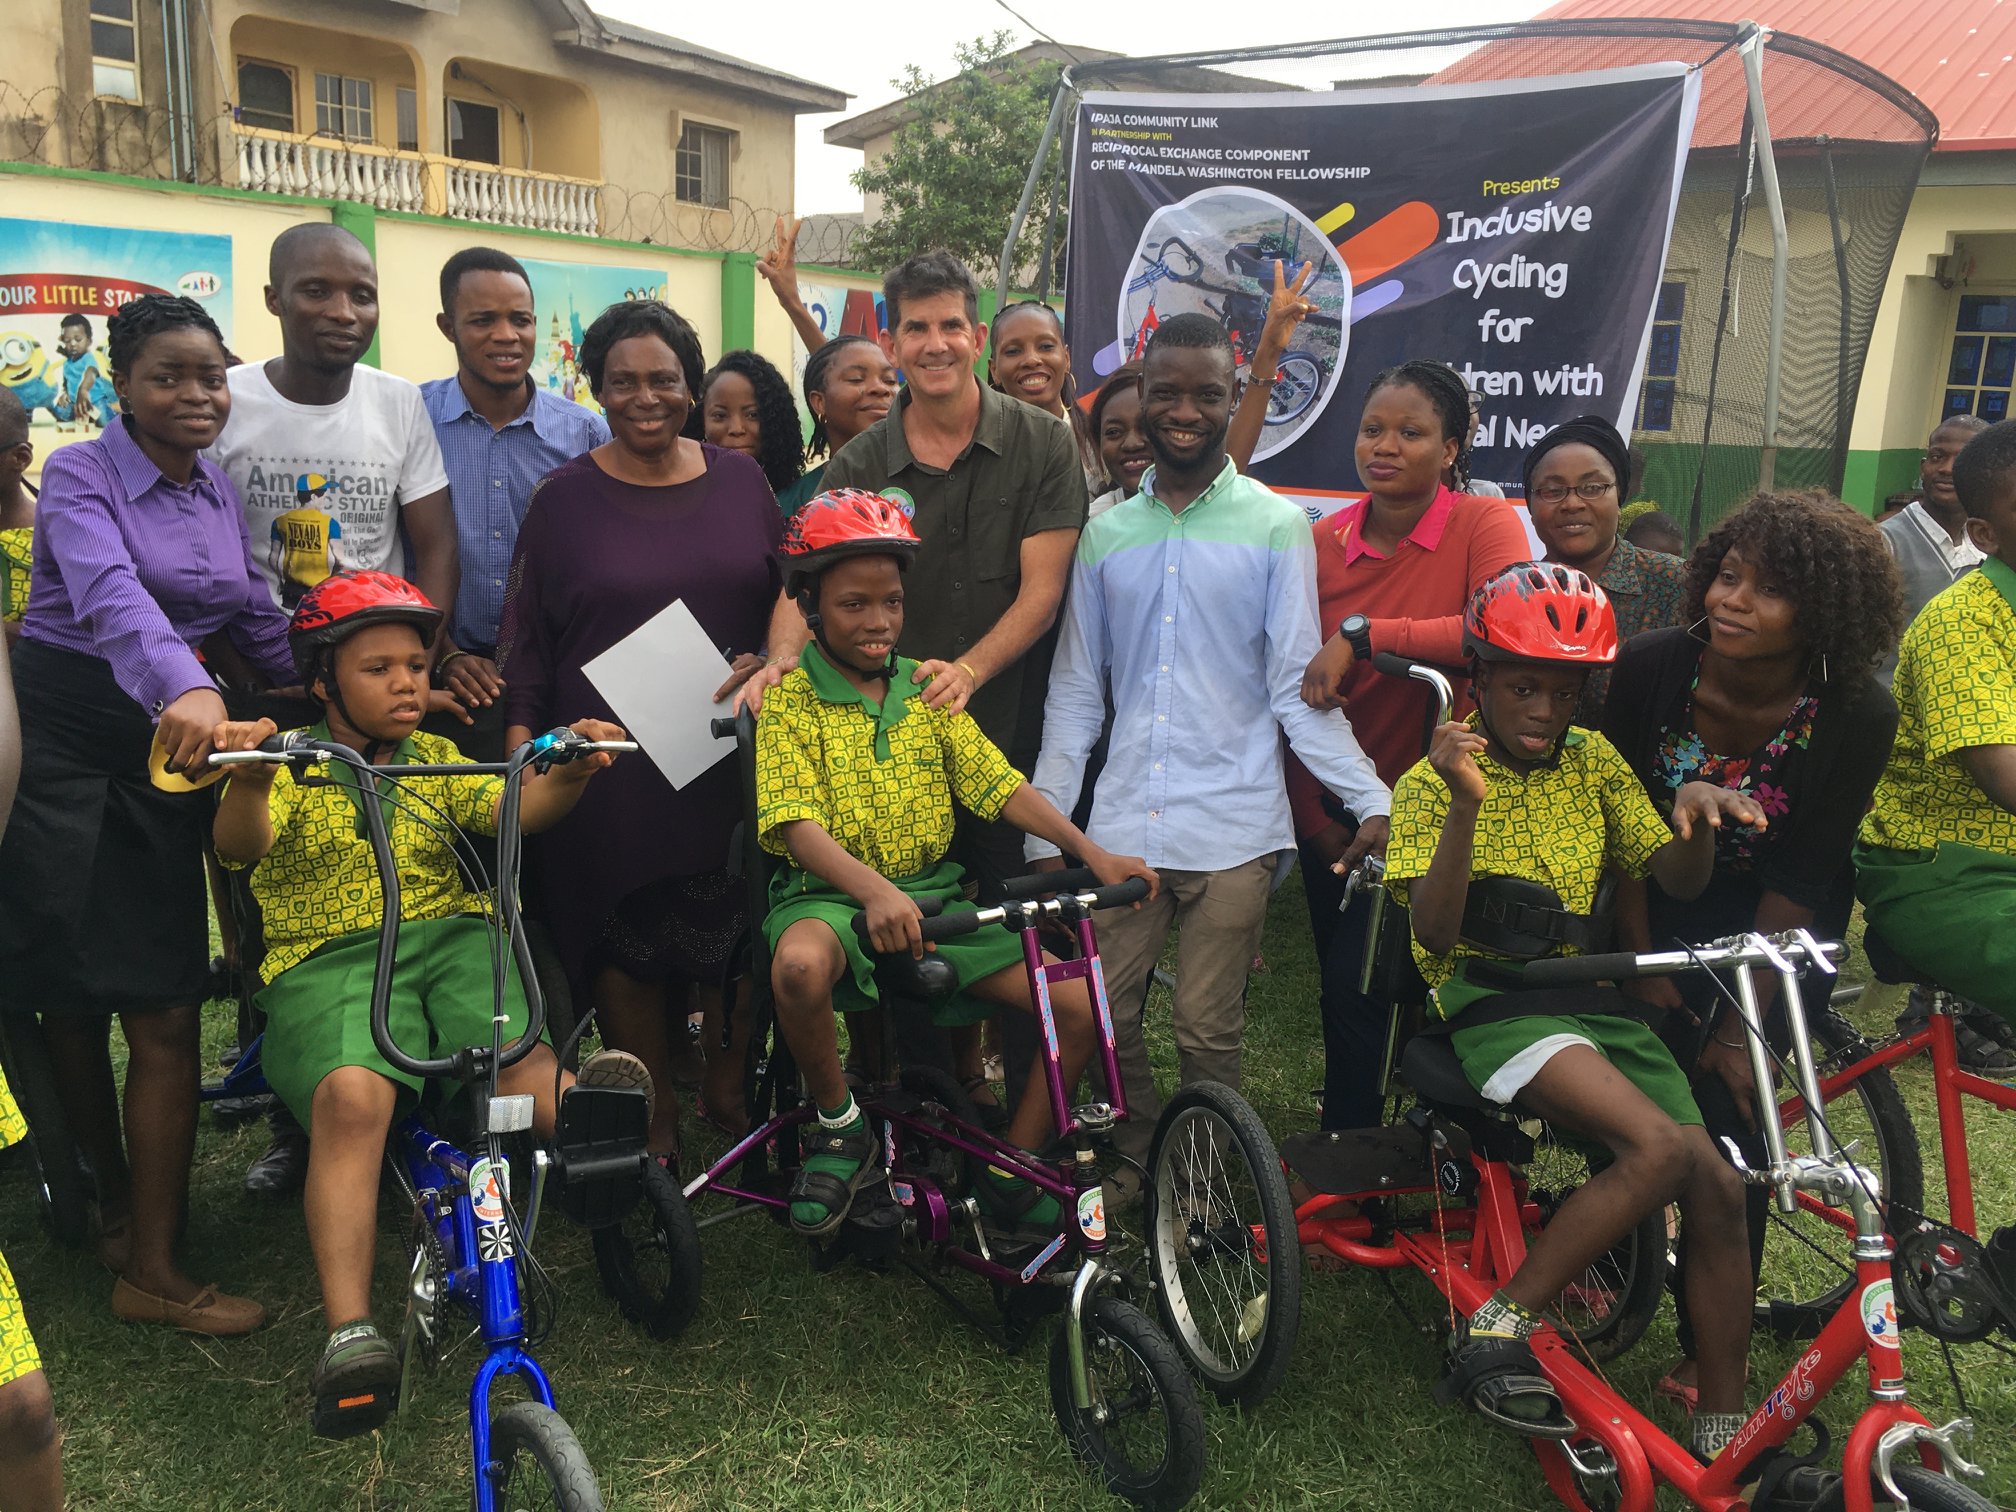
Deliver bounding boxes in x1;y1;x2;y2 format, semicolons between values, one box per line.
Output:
996;73;1074;311
1739;20;1791;491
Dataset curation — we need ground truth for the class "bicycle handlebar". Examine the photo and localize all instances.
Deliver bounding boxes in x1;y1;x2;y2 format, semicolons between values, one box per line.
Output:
1516;935;1843;987
849;877;1152;948
998;866;1099;899
207;727;630;1081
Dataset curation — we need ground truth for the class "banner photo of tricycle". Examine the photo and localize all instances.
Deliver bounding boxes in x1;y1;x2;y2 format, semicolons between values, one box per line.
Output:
0;216;232;440
518;257;673;415
1067;65;1699;510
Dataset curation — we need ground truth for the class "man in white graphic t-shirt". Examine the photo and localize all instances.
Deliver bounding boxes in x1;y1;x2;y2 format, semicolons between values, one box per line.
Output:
206;222;457;1202
210;224;456;617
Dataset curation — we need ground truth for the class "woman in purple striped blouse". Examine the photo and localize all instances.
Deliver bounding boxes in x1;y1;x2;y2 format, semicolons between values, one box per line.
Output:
0;295;291;1336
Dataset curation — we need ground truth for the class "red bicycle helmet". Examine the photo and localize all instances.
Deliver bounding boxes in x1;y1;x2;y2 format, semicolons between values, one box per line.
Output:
1462;562;1618;666
781;488;921;596
288;569;444;682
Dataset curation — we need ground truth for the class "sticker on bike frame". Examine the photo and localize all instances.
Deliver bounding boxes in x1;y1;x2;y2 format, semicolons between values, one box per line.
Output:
1019;1233;1067;1283
469;1157;508;1226
1035;976;1061;1059
892;1181;915;1207
1861;1279;1899;1344
477;1222;515;1263
1078;1188;1106;1243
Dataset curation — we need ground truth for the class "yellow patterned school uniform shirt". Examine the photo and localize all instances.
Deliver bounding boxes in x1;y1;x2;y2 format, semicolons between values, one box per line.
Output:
0;526;30;624
219;725;503;981
0;1065;41;1385
1384;722;1674;1017
1862;560;2016;859
757;644;1021;870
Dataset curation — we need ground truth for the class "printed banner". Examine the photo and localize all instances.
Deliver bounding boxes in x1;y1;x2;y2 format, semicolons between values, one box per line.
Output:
1066;65;1699;511
519;257;672;414
0;217;232;435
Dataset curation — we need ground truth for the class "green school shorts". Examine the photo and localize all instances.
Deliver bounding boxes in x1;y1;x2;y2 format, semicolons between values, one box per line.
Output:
1449;1010;1703;1127
256;914;532;1131
762;859;1025;1026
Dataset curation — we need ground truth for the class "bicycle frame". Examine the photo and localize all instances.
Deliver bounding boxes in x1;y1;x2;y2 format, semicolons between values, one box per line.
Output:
1780;1001;2016;1238
1298;932;1984;1512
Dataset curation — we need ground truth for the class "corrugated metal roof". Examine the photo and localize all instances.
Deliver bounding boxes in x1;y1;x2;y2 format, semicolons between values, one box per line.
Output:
1517;1;2016;150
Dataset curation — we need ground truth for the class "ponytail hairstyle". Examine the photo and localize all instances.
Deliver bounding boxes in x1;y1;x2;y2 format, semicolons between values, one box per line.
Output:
1364;359;1472;492
801;334;882;464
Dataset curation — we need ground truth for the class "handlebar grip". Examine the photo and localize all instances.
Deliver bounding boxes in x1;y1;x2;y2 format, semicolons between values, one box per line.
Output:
847;894;948;946
999;867;1097;899
1519;952;1645;987
1084;877;1151;911
917;909;985;945
710;717;737;740
1371;652;1419;680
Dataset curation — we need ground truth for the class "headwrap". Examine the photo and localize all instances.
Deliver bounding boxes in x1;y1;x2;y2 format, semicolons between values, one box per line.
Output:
1522;414;1630;501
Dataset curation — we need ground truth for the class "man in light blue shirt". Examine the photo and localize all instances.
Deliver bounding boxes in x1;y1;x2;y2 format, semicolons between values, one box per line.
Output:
421;247;608;758
1028;314;1389;1156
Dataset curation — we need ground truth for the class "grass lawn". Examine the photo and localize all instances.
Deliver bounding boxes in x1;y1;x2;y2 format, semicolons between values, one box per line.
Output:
4;878;2012;1510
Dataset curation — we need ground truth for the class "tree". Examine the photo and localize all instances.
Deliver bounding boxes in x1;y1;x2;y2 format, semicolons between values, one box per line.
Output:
849;33;1066;284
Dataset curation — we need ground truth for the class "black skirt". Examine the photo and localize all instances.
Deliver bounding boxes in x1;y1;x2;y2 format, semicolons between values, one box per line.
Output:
0;640;210;1015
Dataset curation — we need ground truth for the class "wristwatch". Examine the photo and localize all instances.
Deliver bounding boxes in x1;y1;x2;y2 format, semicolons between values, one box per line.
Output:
1338;613;1373;662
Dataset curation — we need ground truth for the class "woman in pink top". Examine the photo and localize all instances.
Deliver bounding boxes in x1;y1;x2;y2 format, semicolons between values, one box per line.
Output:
1293;360;1529;1131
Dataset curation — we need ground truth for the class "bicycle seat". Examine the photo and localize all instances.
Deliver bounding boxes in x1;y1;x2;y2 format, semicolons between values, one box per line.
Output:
1860;926;1918;987
872;951;959;1003
1400;1035;1496;1114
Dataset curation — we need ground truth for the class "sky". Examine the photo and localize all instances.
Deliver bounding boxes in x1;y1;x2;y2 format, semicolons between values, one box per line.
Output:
593;0;1550;215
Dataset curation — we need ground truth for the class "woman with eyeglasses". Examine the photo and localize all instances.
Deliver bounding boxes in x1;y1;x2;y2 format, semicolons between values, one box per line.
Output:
1525;415;1688;725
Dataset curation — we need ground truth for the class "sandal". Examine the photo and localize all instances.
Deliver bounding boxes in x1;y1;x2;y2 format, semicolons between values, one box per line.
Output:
1435;1333;1577;1438
1654;1371;1700;1416
310;1323;400;1439
975;1164;1062;1241
787;1122;881;1238
961;1074;1009;1132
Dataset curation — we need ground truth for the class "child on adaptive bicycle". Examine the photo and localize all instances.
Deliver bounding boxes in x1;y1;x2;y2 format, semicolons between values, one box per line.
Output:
1383;564;1764;1458
757;490;1157;1238
209;570;645;1438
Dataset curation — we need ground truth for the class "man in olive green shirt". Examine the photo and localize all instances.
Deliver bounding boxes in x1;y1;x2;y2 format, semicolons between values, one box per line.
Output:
819;250;1088;893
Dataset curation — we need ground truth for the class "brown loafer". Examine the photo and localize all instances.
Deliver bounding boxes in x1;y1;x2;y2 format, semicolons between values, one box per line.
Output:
111;1277;266;1336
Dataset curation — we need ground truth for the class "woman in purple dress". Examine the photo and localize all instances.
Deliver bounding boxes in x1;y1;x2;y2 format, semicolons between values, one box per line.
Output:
500;301;792;1157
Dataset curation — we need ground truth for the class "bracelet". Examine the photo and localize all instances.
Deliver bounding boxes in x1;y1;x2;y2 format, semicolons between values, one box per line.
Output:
437;649;466;668
957;660;980;683
1250;374;1278;388
1713;1034;1746;1050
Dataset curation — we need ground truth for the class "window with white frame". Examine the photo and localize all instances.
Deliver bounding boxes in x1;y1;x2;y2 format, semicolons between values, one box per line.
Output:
314;72;375;142
675;122;730;209
90;0;140;102
236;60;295;133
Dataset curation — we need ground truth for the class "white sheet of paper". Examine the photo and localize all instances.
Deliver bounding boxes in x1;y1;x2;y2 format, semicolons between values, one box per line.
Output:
580;598;736;791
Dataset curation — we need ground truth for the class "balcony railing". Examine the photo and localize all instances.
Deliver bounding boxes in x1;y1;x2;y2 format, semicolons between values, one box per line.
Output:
232;125;601;236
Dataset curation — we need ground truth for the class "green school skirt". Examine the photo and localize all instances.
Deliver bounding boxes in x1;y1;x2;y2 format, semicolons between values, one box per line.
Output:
1855;839;2016;1018
762;859;1024;1025
256;915;532;1130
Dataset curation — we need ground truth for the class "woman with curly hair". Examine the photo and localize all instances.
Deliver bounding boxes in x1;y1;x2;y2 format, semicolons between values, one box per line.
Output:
700;349;804;502
1601;488;1904;1410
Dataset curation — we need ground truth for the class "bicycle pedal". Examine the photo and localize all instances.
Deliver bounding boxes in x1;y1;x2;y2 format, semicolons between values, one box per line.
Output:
554;1084;648;1228
309;1380;399;1441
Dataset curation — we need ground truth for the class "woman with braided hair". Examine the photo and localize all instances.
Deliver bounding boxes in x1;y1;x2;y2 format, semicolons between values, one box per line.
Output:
0;292;291;1333
1291;357;1531;1136
776;334;896;518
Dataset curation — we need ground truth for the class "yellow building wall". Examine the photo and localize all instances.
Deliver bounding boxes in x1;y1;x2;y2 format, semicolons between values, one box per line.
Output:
228;17;421;155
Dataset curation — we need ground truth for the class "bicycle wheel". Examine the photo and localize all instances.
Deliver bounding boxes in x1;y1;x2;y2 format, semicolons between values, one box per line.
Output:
1758;1010;1924;1339
1048;1294;1204;1511
1814;1464;1998;1512
1145;1081;1301;1407
487;1400;605;1511
1524;1126;1665;1362
0;1014;93;1247
1264;353;1323;425
591;1157;703;1341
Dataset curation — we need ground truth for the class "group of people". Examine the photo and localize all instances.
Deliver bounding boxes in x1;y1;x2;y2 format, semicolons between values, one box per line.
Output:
0;212;2010;1504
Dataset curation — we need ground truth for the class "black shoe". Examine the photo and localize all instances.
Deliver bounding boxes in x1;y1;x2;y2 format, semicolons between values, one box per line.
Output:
244;1127;308;1200
1954;1013;2016;1076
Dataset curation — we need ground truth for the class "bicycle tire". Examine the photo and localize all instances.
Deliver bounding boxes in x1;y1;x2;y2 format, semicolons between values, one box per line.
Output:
591;1156;703;1341
1758;1010;1924;1339
0;1013;93;1247
1048;1294;1205;1511
487;1399;605;1512
1145;1082;1302;1407
1525;1127;1666;1362
1813;1463;1998;1512
1264;352;1323;426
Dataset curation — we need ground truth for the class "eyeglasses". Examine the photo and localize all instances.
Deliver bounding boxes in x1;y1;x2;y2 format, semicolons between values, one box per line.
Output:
1529;481;1618;505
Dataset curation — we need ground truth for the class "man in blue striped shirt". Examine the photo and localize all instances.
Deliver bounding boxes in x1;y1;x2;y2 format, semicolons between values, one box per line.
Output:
421;247;609;759
1028;314;1389;1157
